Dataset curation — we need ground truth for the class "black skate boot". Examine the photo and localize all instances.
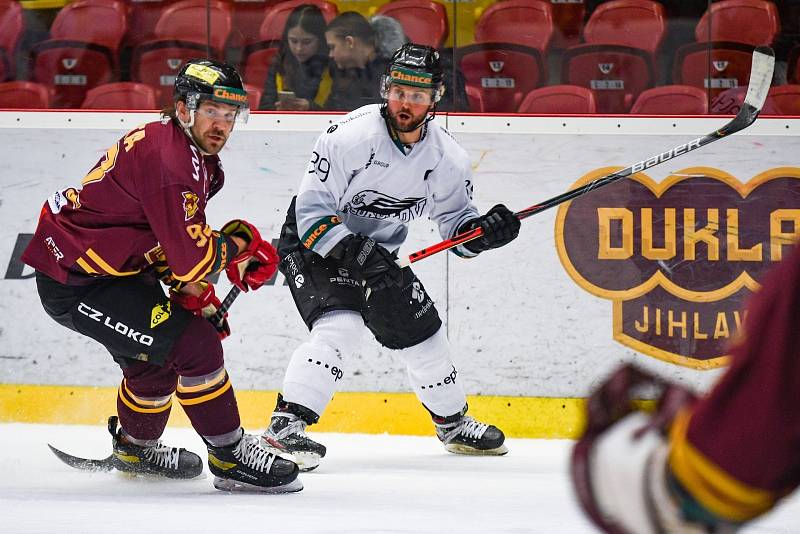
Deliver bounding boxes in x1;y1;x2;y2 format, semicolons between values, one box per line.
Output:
206;430;303;493
432;407;509;456
108;416;203;479
262;412;327;472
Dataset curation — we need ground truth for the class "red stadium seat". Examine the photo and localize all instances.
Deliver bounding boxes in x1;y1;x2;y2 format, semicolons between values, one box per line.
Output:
517;84;596;113
130;42;212;107
125;0;180;49
242;44;278;92
766;85;800;115
465;84;483;112
549;0;585;49
130;0;232;106
695;0;780;46
229;0;274;50
474;0;555;53
49;0;128;53
583;0;666;55
672;41;757;100
376;0;448;49
244;83;262;110
560;44;655;113
152;0;232;51
258;0;338;42
457;42;547;113
29;0;128;107
629;85;709;115
788;44;800;84
0;0;23;80
81;82;158;109
0;81;52;108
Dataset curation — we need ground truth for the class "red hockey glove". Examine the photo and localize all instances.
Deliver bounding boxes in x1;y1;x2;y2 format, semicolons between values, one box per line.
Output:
221;219;280;292
170;281;230;340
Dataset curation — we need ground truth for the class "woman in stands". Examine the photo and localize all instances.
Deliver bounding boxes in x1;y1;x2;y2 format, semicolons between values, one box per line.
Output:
259;4;332;111
323;11;390;111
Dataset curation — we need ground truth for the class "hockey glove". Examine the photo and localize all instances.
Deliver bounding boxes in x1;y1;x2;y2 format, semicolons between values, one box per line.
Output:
336;235;404;292
569;364;729;534
460;204;521;254
221;219;280;292
170;281;231;340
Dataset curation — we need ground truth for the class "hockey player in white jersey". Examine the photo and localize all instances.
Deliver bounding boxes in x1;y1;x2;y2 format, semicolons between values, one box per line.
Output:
263;44;521;470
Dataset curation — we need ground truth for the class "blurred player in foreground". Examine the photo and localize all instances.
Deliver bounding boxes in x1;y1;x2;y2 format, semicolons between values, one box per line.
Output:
572;243;800;532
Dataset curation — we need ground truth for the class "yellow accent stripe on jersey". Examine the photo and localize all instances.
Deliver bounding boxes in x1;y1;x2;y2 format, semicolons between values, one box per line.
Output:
668;409;775;521
86;249;141;277
123;380;172;408
176;378;232;406
172;239;215;283
118;384;173;414
176;369;227;394
75;258;99;274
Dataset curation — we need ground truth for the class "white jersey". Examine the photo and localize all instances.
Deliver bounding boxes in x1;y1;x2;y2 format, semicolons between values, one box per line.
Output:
296;104;480;258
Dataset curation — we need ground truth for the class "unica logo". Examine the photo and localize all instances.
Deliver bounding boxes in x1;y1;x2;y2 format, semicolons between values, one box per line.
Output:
555;166;800;369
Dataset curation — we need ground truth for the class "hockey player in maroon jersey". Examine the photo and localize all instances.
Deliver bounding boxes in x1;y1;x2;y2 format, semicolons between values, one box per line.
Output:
22;59;302;493
571;244;800;532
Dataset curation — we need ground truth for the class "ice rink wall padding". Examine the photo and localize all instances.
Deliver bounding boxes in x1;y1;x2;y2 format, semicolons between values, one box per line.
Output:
1;111;798;437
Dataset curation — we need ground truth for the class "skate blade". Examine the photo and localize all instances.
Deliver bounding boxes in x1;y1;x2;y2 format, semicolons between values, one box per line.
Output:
213;476;304;494
261;438;322;472
293;451;322;472
444;443;509;456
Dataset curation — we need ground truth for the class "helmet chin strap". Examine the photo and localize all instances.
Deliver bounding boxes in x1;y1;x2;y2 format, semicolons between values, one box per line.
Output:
178;109;212;156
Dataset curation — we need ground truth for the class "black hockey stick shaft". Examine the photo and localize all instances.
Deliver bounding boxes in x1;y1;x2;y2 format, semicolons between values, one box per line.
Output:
209;285;241;325
399;46;775;268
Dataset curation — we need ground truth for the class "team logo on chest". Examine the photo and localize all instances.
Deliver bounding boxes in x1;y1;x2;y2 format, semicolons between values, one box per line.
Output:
342;190;426;222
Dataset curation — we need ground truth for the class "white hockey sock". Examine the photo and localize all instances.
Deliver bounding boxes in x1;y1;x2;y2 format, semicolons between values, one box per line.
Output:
397;326;466;417
282;311;365;417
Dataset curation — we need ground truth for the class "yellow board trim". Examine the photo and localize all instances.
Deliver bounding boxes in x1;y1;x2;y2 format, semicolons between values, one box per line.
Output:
0;384;588;439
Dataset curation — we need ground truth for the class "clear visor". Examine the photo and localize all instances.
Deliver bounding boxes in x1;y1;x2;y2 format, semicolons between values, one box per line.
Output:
186;90;250;124
380;76;444;105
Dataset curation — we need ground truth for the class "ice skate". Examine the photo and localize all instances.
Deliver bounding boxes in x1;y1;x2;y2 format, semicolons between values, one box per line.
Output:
207;431;302;493
434;414;508;456
262;412;327;472
108;416;204;479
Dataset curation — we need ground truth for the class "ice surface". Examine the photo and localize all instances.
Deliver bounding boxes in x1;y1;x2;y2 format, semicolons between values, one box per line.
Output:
1;423;798;533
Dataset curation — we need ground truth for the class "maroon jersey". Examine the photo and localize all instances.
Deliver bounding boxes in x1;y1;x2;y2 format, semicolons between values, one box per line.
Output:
23;118;233;285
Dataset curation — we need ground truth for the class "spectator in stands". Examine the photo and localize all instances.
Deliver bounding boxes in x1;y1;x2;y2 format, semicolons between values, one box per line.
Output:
259;4;332;111
323;11;389;111
370;14;408;60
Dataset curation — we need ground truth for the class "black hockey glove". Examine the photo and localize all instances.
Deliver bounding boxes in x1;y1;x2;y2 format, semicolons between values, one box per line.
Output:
460;204;521;254
335;235;404;292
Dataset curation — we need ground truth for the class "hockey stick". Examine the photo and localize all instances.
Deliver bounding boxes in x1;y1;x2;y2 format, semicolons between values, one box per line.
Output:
209;284;241;326
397;46;775;268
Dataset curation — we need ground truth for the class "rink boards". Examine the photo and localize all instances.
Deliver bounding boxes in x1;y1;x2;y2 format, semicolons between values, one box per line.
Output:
0;111;798;437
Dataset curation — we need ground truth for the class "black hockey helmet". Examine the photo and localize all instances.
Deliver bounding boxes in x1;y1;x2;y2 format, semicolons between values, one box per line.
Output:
174;59;250;122
380;43;445;104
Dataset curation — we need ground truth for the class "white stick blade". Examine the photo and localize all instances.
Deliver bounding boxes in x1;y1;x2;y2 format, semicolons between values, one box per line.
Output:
744;46;775;111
